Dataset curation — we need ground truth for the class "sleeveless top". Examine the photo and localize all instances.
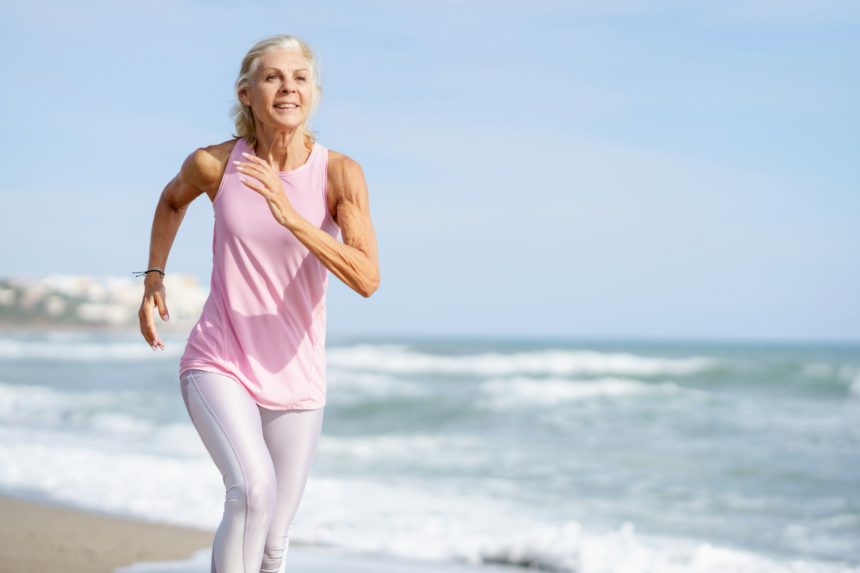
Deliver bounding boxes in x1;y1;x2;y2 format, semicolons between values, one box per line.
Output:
179;136;340;410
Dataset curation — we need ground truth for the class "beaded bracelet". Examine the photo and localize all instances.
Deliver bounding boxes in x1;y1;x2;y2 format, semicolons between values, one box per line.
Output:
132;268;165;278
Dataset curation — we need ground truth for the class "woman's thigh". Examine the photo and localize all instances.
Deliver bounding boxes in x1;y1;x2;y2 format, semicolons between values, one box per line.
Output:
259;406;325;536
179;369;277;500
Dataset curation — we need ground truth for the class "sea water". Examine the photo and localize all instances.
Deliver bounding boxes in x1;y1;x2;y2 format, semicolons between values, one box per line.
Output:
0;330;858;572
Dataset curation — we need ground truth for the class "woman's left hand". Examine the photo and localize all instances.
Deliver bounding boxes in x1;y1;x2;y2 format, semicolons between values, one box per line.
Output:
235;151;300;228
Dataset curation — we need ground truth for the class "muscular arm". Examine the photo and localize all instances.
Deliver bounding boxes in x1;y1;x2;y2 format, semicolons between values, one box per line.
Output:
140;144;224;348
146;147;223;271
286;156;380;297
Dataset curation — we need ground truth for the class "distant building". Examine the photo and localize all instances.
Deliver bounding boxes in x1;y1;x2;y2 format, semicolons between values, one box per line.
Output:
0;274;207;331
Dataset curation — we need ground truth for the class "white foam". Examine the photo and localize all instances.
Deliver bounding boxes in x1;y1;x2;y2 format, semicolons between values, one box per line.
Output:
848;373;860;399
327;370;428;398
802;363;835;378
115;537;860;573
477;375;708;409
328;344;719;377
0;383;185;443
318;432;491;470
0;426;220;530
298;477;860;573
0;382;128;427
0;336;182;361
0;337;718;377
2;426;856;573
114;546;519;573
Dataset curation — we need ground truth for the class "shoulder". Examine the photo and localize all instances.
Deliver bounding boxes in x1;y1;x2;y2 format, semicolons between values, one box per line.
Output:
180;137;240;192
326;148;367;199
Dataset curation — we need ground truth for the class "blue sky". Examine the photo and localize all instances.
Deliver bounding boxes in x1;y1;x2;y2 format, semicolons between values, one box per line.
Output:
1;0;857;341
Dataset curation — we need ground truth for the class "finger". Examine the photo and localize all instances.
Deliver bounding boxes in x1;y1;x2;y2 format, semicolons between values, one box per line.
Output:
240;151;266;166
154;291;169;322
239;157;275;180
239;176;268;196
147;296;167;350
147;323;165;350
233;156;265;168
138;304;158;349
138;319;154;348
242;148;275;172
234;162;267;178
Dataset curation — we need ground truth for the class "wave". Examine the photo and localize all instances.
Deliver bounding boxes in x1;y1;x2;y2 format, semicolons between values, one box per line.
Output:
2;423;856;573
0;336;182;361
0;383;201;458
328;344;720;377
477;375;708;409
327;369;428;398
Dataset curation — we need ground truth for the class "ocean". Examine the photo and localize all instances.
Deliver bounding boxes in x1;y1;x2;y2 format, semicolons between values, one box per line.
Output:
1;330;858;572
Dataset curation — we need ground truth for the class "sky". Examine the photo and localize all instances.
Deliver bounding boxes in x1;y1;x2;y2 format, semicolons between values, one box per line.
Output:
1;0;858;342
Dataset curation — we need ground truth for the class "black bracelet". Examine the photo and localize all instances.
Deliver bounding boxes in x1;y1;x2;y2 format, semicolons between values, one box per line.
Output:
132;268;165;278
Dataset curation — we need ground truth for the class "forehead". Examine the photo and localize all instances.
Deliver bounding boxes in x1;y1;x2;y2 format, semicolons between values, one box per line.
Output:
257;48;309;71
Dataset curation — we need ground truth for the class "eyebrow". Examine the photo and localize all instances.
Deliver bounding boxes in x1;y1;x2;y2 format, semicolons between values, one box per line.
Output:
260;67;309;73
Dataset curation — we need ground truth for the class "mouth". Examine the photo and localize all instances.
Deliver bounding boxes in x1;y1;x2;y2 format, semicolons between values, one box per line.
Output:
273;103;300;112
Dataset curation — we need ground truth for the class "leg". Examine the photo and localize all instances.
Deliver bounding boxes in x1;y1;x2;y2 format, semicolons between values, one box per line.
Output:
180;369;278;573
258;406;325;572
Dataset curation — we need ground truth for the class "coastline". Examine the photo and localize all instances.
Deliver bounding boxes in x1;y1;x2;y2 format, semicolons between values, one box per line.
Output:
0;493;517;573
0;493;213;573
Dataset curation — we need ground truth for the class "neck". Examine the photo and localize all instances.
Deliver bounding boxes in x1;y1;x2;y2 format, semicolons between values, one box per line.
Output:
253;123;311;171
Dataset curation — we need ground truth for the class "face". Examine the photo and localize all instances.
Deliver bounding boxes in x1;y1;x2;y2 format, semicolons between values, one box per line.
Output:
239;48;313;132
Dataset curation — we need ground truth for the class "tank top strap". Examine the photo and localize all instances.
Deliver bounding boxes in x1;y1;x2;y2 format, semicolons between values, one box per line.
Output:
212;138;246;206
318;144;334;226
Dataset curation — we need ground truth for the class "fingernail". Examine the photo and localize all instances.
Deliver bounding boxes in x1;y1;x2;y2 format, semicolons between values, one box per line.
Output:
165;314;170;321
241;152;250;157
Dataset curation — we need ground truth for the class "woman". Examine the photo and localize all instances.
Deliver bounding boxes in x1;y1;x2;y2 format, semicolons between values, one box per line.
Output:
136;34;379;572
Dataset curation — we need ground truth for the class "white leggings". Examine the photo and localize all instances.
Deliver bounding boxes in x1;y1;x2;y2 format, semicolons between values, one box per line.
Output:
179;368;325;573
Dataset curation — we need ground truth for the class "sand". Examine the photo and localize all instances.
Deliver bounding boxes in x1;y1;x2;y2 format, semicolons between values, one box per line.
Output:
0;493;517;573
0;494;213;573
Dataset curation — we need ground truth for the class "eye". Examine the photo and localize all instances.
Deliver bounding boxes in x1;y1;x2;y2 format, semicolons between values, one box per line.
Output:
266;74;277;80
297;76;307;81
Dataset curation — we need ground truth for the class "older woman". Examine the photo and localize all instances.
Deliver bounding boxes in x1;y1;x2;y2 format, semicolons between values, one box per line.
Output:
137;34;379;572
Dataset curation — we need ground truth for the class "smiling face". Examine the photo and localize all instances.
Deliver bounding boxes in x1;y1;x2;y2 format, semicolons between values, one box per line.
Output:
239;48;314;134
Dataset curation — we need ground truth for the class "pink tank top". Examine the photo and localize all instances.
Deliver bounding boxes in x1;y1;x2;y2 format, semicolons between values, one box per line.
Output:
179;136;340;410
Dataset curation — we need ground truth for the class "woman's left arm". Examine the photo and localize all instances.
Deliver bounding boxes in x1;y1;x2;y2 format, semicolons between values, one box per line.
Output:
284;156;380;297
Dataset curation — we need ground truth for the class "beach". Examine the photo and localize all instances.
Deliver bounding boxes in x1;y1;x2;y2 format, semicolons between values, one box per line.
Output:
0;493;522;573
1;331;858;572
0;493;213;573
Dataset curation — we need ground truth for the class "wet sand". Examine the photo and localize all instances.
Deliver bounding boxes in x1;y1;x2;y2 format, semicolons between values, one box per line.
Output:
0;494;213;573
0;493;517;573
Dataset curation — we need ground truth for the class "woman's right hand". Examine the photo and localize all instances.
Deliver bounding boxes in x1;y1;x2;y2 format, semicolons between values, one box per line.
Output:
139;275;169;350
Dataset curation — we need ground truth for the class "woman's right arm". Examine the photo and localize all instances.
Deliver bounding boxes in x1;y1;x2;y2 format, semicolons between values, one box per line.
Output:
139;147;223;350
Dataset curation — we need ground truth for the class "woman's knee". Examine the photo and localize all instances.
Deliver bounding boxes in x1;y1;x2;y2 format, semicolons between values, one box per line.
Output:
238;473;278;517
180;369;277;516
249;476;278;514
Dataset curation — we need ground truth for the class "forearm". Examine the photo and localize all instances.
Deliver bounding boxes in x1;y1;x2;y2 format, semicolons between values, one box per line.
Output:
286;216;377;297
147;196;187;271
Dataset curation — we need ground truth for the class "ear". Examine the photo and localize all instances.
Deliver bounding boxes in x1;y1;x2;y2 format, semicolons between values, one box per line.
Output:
238;86;250;107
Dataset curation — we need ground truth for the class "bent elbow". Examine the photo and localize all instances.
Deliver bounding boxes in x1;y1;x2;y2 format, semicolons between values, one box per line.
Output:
360;271;380;298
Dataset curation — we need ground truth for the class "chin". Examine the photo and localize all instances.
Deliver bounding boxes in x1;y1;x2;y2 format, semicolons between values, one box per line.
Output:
275;113;306;123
